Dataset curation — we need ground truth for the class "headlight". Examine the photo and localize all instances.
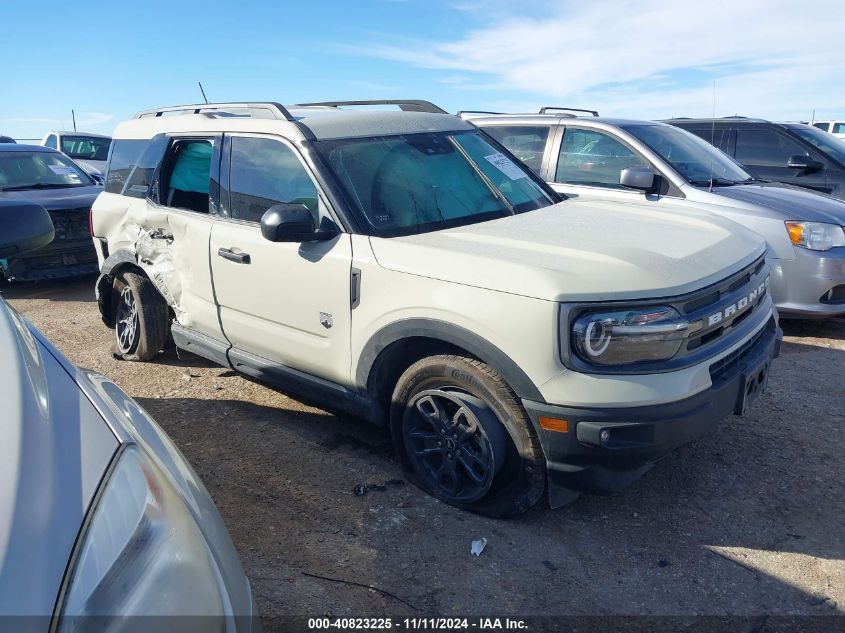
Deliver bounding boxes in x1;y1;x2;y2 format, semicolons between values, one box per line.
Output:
785;221;845;251
57;446;229;631
571;306;690;365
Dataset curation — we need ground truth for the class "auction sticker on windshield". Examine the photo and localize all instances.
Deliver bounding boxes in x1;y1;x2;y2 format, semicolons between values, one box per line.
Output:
484;153;527;180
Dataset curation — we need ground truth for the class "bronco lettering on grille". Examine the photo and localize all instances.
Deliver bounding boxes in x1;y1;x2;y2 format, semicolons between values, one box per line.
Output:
706;278;769;327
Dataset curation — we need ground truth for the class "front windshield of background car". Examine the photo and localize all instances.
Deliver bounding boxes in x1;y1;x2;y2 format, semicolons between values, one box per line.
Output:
60;135;112;161
622;123;753;186
315;130;556;237
787;125;845;166
0;151;93;190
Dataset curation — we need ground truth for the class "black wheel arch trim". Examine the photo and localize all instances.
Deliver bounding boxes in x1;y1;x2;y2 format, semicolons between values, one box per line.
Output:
357;318;545;402
95;249;143;327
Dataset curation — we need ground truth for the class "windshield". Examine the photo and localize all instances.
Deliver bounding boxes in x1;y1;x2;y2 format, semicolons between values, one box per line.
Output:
314;130;556;237
623;124;752;186
786;124;845;166
60;135;112;161
0;151;93;190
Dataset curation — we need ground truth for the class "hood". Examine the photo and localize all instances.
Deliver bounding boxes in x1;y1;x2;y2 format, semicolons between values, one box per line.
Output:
0;300;118;617
370;198;766;302
710;181;845;224
73;159;106;176
0;184;102;211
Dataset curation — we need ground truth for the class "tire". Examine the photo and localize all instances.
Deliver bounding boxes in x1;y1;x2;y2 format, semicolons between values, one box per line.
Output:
390;355;546;517
112;271;169;361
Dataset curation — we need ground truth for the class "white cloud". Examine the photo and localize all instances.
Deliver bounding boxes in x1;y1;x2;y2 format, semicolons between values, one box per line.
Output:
362;0;845;120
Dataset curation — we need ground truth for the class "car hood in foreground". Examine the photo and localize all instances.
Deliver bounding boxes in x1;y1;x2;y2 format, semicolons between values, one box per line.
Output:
0;184;102;210
709;181;845;224
370;198;766;302
0;300;118;617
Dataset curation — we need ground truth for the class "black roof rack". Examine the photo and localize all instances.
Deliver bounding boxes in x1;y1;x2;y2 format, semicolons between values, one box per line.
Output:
295;99;447;114
539;106;599;117
133;102;295;121
456;110;503;117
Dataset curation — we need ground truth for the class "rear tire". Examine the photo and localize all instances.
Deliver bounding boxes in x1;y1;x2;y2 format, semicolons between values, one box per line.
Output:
390;355;546;517
112;271;169;361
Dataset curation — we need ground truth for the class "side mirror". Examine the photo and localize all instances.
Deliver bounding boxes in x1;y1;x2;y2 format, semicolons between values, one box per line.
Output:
787;155;824;172
260;203;334;243
620;166;656;191
0;201;55;259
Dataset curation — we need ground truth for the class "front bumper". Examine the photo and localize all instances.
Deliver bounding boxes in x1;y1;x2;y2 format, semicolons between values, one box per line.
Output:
1;241;98;281
769;247;845;317
523;317;782;506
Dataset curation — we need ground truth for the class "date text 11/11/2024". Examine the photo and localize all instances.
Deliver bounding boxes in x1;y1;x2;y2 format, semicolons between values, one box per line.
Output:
307;618;529;630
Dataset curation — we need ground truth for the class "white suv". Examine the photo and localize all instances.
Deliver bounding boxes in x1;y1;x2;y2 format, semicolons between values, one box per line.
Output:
91;100;781;516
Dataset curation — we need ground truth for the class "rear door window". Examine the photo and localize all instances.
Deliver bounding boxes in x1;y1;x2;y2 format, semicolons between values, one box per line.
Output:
161;139;214;213
680;126;731;153
735;128;810;166
105;139;147;193
555;127;648;188
480;125;551;174
227;136;319;223
813;122;831;131
833;123;845;134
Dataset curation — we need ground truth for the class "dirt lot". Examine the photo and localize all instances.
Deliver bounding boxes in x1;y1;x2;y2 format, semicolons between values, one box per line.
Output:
3;276;844;623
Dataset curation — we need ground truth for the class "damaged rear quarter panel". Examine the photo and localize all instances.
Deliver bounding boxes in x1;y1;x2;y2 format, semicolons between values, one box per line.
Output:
93;192;222;337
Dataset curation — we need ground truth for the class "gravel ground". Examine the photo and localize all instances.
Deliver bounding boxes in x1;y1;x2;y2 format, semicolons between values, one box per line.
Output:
3;276;843;624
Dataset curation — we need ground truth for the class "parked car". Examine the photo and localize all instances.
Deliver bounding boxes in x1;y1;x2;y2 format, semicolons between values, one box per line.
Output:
41;131;112;181
804;120;845;140
665;117;845;200
91;100;779;516
467;110;845;317
0;200;259;631
0;144;101;281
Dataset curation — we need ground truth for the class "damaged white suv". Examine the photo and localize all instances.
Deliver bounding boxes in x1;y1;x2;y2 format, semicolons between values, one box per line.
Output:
91;100;781;516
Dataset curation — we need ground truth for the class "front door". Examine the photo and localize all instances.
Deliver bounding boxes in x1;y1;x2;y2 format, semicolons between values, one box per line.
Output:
733;127;830;194
209;134;353;385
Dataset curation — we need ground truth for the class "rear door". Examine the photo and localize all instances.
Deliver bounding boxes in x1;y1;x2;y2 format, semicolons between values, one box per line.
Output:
209;133;353;385
733;125;830;193
121;134;225;340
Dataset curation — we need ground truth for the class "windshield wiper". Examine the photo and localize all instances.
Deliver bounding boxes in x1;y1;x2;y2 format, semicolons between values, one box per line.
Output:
448;139;514;214
0;182;79;191
688;177;739;187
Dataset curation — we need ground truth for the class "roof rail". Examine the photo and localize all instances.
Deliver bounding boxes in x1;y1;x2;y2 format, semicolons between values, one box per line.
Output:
133;102;296;121
295;99;447;114
456;110;503;118
539;106;599;117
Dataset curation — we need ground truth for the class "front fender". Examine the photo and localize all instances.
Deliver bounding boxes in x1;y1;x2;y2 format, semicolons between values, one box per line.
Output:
356;318;544;402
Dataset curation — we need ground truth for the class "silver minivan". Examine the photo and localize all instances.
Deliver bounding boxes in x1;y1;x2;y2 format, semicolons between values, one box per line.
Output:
467;110;845;318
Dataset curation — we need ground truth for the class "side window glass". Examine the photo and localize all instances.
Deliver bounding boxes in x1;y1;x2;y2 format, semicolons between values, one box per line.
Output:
556;128;647;188
481;125;550;174
228;136;319;223
123;135;169;199
45;135;57;150
813;122;830;131
735;129;810;167
686;127;730;152
105;139;147;193
162;139;213;213
833;123;845;134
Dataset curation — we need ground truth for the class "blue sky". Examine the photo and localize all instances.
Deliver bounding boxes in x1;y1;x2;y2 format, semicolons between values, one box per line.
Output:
2;0;843;139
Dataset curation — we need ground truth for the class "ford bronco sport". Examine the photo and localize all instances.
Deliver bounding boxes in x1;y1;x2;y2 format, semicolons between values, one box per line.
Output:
91;100;781;516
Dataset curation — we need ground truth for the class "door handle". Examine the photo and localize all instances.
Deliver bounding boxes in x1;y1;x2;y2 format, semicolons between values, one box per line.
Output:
217;247;251;264
148;228;174;243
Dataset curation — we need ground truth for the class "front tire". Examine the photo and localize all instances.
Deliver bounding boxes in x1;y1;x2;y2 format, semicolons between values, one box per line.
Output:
112;271;169;361
390;355;546;517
